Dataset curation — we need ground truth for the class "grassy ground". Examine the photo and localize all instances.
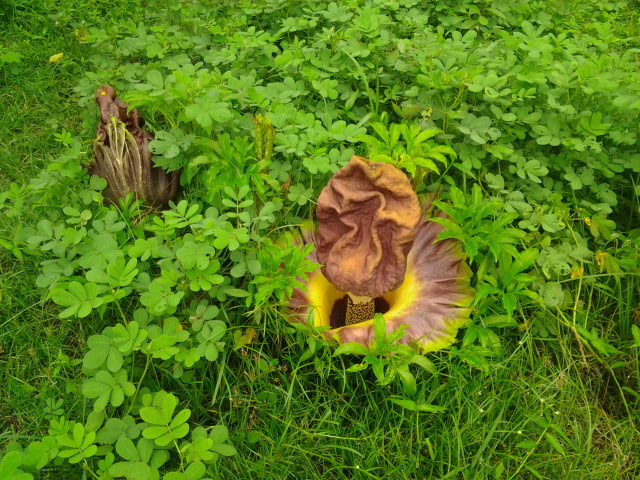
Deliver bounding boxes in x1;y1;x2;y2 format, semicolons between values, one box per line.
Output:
1;0;640;479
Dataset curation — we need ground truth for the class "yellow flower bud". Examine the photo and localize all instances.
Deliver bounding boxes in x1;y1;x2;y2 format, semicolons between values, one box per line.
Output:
595;252;607;267
570;266;584;279
49;53;64;63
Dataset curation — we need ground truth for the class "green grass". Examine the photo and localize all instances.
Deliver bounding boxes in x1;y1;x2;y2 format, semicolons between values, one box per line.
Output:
1;3;83;187
1;0;640;479
0;0;134;454
206;324;640;478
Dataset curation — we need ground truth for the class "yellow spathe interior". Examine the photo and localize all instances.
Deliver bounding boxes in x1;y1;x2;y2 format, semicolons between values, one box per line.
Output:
307;265;420;328
307;270;346;327
381;266;419;321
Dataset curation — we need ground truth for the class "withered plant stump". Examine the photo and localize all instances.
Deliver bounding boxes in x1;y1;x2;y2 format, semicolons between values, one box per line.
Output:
87;85;179;209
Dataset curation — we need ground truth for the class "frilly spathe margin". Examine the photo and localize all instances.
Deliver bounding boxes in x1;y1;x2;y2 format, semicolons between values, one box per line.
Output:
288;157;474;353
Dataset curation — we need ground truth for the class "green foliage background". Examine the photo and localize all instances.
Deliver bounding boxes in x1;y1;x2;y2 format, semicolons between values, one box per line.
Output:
1;0;640;478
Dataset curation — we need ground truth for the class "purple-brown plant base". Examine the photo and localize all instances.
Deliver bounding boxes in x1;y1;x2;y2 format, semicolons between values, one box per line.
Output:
87;85;179;209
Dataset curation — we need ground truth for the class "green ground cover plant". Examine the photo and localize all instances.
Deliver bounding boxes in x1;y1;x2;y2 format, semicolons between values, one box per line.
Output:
1;0;640;478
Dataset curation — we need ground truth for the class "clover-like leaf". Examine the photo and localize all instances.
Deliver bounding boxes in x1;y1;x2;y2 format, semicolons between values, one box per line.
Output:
84;333;123;371
51;281;104;318
140;277;185;316
106;257;139;287
148;128;194;159
212;223;250;251
188;425;237;463
186;259;224;291
195;320;226;362
115;437;140;462
0;451;32;480
184;92;234;132
22;436;59;470
176;241;215;270
112;321;148;354
146;335;179;361
163;461;207;480
140;392;191;447
82;369;135;411
109;461;152;480
96;416;141;445
56;423;98;464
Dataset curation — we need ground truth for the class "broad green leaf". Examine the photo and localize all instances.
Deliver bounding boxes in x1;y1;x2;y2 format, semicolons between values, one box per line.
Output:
169;409;191;429
373;313;386;342
139;407;169;426
52;281;104;318
396;364;417;396
95;417;138;444
211;443;237;456
171;423;189;440
84;335;114;369
82;379;110;399
415;403;447;413
0;451;31;480
517;440;536;450
110;386;125;407
93;391;110;412
345;363;369;372
142;425;168;440
109;461;152;480
147;335;179;360
160;393;179;423
146;69;163;88
541;282;564;307
137;438;154;464
410;355;437;374
107;257;139;287
22;438;57;470
333;342;369;356
149;128;194;159
115;438;139;462
209;425;229;444
631;325;640;348
544;432;565;455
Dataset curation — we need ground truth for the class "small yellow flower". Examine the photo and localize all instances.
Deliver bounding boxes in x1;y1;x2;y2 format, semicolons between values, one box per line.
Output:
570;266;584;279
518;319;531;332
74;29;89;41
49;53;64;63
595;251;608;267
584;217;592;226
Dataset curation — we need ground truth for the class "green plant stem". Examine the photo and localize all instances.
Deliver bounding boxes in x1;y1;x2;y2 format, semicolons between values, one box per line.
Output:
507;427;548;480
82;459;100;480
114;293;128;325
124;354;152;418
173;437;185;472
337;45;376;114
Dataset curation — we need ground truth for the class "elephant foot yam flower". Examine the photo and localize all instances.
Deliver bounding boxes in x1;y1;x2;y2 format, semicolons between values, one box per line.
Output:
316;156;421;300
288;156;473;353
87;85;179;209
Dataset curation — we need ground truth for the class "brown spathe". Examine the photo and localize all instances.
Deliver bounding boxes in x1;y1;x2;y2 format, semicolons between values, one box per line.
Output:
315;156;421;299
